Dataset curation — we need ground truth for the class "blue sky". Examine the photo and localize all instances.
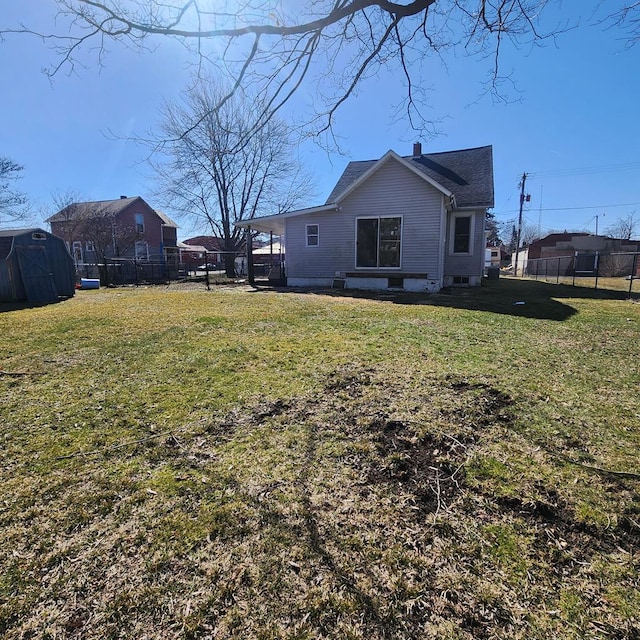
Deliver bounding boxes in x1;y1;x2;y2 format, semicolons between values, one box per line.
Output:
2;1;639;240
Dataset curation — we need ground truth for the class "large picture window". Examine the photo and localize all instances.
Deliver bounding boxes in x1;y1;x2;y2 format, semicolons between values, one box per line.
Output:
356;217;401;268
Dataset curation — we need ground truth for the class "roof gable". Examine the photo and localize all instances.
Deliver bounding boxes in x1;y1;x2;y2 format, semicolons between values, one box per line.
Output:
326;145;494;209
46;196;155;223
328;151;453;205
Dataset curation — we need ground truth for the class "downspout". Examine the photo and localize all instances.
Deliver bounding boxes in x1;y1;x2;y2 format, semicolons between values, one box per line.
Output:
439;195;454;288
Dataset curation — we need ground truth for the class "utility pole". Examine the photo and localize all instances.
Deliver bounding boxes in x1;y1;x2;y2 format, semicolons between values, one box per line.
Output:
595;213;604;236
513;172;527;277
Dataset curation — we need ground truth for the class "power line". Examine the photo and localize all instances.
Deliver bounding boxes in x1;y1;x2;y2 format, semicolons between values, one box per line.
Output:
525;161;640;179
493;201;640;216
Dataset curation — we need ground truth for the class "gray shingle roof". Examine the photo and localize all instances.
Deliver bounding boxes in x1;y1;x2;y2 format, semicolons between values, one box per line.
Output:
46;197;142;223
326;145;494;209
155;210;179;228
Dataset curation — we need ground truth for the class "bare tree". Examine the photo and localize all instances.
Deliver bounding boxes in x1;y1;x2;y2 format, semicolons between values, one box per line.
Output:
152;79;313;277
0;156;28;225
519;223;541;246
3;2;638;142
606;211;638;240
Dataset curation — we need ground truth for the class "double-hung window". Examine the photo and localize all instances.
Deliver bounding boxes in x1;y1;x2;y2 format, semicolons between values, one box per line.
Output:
135;213;145;234
356;216;401;268
72;241;83;264
451;214;473;254
306;224;319;247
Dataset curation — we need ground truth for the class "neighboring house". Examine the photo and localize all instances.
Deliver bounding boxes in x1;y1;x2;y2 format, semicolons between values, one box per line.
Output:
177;241;207;267
514;233;640;276
47;196;178;264
485;245;508;269
236;143;494;292
0;228;75;303
155;209;180;263
183;236;226;266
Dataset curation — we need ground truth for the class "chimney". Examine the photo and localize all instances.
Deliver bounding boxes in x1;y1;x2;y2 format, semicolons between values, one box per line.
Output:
120;195;127;199
413;142;422;157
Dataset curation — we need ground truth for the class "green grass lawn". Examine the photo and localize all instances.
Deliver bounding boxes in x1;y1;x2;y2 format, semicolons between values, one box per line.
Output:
1;280;638;639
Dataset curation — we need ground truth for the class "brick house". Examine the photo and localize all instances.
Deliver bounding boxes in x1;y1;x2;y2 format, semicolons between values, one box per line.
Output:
47;196;178;265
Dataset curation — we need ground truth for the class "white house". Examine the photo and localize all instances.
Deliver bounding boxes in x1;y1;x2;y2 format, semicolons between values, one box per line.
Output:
236;143;494;292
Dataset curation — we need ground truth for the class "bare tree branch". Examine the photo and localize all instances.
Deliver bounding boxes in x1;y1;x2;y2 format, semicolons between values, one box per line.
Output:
151;78;314;276
0;157;29;225
1;1;638;142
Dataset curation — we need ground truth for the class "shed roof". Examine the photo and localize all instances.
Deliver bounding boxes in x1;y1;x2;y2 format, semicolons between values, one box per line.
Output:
0;227;42;237
0;228;56;260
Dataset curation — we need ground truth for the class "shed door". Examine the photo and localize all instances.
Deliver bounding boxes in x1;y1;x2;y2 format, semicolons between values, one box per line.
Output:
16;245;59;303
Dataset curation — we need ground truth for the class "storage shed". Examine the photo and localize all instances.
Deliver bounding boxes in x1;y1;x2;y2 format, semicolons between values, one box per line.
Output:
0;228;76;303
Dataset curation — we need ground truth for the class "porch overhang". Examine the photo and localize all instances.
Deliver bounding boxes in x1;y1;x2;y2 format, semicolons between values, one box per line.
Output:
234;203;341;235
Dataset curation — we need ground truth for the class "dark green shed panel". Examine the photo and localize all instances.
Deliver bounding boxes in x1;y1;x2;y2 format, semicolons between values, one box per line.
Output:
0;228;76;303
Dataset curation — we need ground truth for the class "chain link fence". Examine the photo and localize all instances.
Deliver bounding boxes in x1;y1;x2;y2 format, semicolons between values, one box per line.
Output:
521;251;640;297
74;248;285;287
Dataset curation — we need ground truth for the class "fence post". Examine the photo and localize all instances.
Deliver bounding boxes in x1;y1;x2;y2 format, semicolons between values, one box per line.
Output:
556;257;560;284
204;251;210;291
572;251;577;287
594;251;600;290
629;253;638;299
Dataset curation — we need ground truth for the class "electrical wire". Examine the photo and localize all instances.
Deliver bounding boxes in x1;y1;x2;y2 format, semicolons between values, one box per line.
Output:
493;201;640;216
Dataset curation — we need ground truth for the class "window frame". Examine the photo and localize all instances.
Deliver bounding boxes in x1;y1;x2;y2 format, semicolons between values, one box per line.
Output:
449;213;475;255
135;240;149;260
355;215;403;269
135;213;145;234
305;223;319;247
72;240;83;264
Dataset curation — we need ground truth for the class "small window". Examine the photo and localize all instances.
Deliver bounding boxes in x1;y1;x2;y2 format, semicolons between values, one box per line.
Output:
86;241;95;252
31;232;46;241
490;250;499;258
453;276;470;285
306;224;319;247
135;213;145;234
72;241;83;264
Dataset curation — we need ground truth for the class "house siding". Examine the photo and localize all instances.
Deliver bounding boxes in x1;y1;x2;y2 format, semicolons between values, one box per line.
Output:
285;159;445;282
